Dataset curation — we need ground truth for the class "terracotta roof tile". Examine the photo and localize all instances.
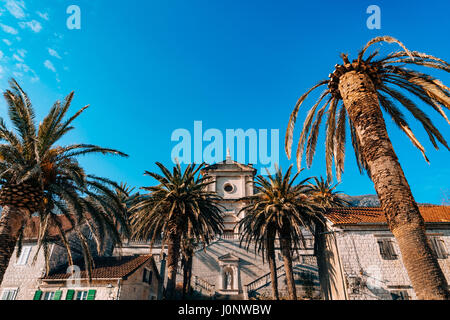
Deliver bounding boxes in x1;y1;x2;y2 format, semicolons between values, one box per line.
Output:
42;255;152;280
326;205;450;225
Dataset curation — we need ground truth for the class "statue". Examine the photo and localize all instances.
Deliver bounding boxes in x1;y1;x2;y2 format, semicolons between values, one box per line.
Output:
225;270;232;289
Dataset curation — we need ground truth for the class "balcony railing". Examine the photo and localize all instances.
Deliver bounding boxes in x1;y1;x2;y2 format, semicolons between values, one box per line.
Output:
123;235;315;250
193;276;216;296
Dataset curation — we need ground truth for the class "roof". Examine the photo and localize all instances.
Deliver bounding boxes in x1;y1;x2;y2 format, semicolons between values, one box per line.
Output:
326;205;450;226
201;158;256;174
42;254;153;281
218;252;240;262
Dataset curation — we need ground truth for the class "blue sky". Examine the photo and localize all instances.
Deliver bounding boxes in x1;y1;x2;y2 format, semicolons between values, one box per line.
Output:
0;0;449;204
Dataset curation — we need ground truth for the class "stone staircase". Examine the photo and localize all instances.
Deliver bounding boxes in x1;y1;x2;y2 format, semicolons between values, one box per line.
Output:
244;255;320;299
214;292;245;300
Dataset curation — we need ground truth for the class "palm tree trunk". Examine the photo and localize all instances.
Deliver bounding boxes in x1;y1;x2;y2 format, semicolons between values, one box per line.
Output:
0;206;26;285
266;228;279;300
185;252;193;296
181;250;193;298
314;223;332;300
166;230;181;299
279;230;297;300
181;254;188;299
339;71;450;300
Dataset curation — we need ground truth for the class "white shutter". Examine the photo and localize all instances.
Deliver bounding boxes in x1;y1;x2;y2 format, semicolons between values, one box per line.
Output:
17;246;32;265
1;289;17;300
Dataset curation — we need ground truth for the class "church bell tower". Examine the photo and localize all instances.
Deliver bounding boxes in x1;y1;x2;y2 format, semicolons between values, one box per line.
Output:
201;150;257;234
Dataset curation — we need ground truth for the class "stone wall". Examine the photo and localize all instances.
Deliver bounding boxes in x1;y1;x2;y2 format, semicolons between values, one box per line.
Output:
117;260;159;300
331;226;450;300
0;241;49;300
34;260;159;300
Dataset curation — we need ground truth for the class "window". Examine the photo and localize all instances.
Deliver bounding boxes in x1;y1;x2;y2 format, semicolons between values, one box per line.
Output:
16;245;32;265
377;239;397;260
143;268;153;285
42;291;55;300
65;289;95;300
223;183;234;193
428;236;447;259
75;291;88;300
1;288;17;300
391;290;410;300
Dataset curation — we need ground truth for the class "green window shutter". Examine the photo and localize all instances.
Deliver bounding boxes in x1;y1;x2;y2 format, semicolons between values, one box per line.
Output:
65;289;75;300
33;290;43;300
87;290;96;300
53;290;62;300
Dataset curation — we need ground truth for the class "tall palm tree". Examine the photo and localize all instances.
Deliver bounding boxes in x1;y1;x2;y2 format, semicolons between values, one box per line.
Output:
129;162;224;299
307;176;350;208
239;165;322;300
0;79;129;284
285;36;450;299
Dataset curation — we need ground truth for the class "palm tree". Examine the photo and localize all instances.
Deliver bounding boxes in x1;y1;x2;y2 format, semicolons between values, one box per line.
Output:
239;165;322;300
129;162;224;299
307;176;350;208
112;182;139;234
307;176;348;300
0;79;129;284
285;36;450;299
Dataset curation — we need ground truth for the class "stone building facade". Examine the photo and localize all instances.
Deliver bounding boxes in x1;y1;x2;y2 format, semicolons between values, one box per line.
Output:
318;206;450;300
37;254;161;300
3;156;449;300
188;155;321;299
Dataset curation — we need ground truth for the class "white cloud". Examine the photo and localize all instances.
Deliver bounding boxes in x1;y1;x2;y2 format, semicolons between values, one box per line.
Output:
3;39;12;46
17;49;26;58
36;11;49;21
5;0;26;19
0;23;19;35
19;20;42;33
48;48;61;59
12;53;23;62
14;62;39;82
13;71;23;78
44;59;56;73
0;50;3;60
15;63;30;72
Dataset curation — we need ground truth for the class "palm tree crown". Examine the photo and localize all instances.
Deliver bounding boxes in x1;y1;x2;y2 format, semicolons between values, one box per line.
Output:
0;79;129;277
285;36;450;181
308;176;350;208
129;162;224;246
239;166;322;255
